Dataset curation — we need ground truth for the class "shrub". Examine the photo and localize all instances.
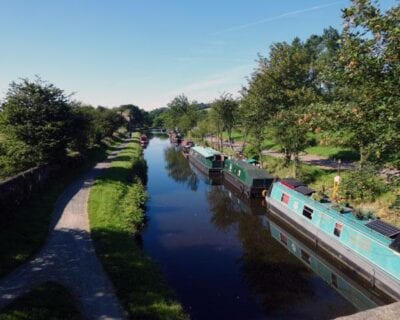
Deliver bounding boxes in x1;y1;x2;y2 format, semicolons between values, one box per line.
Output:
340;165;387;201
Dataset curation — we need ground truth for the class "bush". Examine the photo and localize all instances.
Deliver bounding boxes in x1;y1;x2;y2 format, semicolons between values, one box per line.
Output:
340;165;387;201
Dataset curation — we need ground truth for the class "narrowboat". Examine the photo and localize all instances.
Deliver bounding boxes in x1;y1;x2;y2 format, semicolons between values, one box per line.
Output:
139;134;148;146
265;178;400;300
188;146;224;175
169;131;182;144
223;158;274;198
265;215;388;310
181;140;194;158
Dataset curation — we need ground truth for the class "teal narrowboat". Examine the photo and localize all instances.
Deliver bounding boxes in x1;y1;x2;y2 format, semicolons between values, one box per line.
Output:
188;146;224;175
223;158;274;198
266;216;387;310
266;178;400;300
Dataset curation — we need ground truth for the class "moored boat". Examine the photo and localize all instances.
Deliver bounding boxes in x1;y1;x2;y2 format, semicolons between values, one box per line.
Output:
140;134;148;146
223;158;274;198
265;178;400;300
181;140;194;158
188;146;224;175
265;215;389;310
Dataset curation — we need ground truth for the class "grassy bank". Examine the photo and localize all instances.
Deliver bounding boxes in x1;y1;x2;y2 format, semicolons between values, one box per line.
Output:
0;282;82;320
0;131;126;278
88;134;187;320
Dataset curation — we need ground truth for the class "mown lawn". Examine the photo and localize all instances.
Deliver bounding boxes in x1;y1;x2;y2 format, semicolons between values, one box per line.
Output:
0;132;125;278
88;133;188;320
304;145;359;161
0;282;82;320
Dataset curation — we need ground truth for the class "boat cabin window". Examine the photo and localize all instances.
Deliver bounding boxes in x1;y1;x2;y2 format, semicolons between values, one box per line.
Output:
280;233;288;245
302;206;313;219
334;223;342;237
300;250;311;264
281;193;290;204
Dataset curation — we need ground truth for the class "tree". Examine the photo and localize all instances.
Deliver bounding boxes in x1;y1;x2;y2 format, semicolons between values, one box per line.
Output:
120;104;150;130
322;0;400;166
209;94;239;150
0;78;74;171
242;37;320;172
164;95;198;135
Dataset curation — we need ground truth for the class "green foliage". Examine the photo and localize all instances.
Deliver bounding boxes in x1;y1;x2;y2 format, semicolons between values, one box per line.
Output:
120;104;150;129
164;95;198;135
89;136;187;320
339;165;387;201
208;93;239;150
0;78;126;179
0;78;73;168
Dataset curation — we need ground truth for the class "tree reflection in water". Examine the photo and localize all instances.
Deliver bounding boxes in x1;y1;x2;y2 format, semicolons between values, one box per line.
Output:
164;146;199;191
207;185;315;313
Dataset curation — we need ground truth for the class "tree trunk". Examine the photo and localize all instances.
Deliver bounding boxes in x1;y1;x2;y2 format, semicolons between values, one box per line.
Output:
284;149;291;167
293;153;299;178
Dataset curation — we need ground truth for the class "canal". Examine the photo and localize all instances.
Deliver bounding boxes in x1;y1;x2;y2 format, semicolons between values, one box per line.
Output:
142;137;377;320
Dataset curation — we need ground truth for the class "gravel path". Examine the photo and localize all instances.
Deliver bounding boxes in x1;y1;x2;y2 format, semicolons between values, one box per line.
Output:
261;149;356;170
0;140;130;320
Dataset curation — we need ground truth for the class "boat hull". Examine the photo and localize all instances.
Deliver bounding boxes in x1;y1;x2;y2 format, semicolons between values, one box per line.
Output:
188;154;222;176
266;196;400;301
223;171;268;198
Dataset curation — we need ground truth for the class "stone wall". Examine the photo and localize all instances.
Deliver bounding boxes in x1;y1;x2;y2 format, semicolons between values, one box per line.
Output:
0;157;82;220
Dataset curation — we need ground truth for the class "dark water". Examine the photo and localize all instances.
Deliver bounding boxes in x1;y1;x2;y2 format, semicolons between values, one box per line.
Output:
142;137;363;320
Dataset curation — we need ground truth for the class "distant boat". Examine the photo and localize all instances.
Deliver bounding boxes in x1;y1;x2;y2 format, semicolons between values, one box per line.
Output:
188;146;224;175
140;134;148;146
223;158;274;198
265;178;400;301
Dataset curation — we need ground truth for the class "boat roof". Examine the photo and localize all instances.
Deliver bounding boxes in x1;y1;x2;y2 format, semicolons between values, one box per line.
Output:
274;181;395;244
227;158;274;180
191;146;220;158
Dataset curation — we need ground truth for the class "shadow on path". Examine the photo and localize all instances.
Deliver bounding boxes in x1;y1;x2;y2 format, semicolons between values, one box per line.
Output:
0;140;130;320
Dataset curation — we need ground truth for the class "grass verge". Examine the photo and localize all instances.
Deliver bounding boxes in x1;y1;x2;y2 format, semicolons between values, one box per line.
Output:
88;133;187;320
0;131;126;278
0;282;82;320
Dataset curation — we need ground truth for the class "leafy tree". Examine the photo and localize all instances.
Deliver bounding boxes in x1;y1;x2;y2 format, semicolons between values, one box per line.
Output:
164;95;198;135
242;37;320;173
0;78;74;171
320;0;400;166
209;94;238;150
120;104;150;130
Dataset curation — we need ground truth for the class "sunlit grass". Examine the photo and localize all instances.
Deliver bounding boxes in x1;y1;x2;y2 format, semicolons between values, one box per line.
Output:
88;133;188;320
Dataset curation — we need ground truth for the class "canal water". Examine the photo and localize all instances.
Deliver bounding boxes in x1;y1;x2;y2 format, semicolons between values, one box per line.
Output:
142;137;371;320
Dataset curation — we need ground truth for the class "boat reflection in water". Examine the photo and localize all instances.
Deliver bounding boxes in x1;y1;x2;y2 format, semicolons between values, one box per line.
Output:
153;140;388;319
164;145;221;189
265;215;389;311
207;183;389;316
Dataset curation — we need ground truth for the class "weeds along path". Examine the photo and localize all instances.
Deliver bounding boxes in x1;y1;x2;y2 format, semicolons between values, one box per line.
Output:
0;139;131;320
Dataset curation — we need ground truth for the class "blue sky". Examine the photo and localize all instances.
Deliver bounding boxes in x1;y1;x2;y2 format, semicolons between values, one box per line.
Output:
0;0;397;110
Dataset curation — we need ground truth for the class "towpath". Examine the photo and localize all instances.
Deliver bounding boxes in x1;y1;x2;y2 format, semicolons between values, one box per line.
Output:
0;140;130;319
261;149;356;170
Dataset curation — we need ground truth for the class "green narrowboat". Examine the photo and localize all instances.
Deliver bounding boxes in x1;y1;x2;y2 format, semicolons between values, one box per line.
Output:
188;146;224;175
223;158;274;198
